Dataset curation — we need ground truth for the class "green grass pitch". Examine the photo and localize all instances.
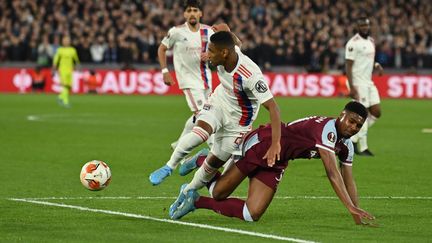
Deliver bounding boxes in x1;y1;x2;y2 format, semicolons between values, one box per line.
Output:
0;94;431;242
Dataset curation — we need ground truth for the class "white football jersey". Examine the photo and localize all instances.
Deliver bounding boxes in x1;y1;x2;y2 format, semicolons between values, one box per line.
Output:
162;22;214;90
345;33;376;86
210;46;273;127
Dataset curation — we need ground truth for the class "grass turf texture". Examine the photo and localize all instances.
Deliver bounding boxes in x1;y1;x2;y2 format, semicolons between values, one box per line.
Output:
0;94;431;242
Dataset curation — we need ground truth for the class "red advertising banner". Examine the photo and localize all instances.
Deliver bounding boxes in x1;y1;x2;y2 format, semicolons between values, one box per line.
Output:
1;68;431;99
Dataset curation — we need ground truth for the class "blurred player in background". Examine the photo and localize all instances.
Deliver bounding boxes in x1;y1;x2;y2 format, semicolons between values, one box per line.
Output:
345;17;383;156
149;0;215;185
168;29;281;217
171;101;376;226
53;35;80;107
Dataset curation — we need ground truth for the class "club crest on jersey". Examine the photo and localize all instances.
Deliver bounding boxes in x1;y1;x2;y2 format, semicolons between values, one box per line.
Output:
255;80;268;93
203;104;211;111
348;47;353;52
327;132;336;143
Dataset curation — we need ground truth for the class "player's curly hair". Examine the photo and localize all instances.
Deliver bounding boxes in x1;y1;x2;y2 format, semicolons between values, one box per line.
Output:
183;0;202;11
344;101;368;120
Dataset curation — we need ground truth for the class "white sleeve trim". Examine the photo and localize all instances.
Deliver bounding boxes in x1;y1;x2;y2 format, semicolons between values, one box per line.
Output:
316;144;335;153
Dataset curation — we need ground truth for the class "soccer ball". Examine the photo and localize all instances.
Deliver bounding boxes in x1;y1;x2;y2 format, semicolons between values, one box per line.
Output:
80;160;111;191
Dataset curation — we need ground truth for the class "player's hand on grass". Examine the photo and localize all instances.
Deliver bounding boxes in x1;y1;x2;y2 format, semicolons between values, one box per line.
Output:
263;142;281;167
349;87;359;101
163;73;175;86
212;23;230;32
350;207;376;226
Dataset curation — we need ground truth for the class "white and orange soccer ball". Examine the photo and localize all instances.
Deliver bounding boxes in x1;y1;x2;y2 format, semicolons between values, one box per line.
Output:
80;160;111;191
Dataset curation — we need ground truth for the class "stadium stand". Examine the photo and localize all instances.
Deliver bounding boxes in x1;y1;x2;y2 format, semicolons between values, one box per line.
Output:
1;0;431;71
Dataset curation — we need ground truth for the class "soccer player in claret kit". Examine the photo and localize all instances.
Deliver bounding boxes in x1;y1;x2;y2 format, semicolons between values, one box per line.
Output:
171;101;376;226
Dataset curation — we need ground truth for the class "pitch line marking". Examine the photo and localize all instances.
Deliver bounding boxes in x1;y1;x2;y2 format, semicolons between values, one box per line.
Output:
9;198;317;243
421;128;432;133
10;196;432;200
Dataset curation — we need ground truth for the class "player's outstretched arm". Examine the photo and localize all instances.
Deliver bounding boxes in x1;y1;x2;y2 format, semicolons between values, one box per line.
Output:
158;44;175;86
340;164;359;207
318;148;375;225
261;98;281;167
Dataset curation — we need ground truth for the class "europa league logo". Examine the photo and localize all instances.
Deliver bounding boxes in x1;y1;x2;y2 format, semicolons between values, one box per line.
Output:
13;69;32;93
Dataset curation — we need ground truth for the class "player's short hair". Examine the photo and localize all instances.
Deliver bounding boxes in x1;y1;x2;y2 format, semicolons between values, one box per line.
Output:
183;0;201;11
344;101;368;120
210;31;235;50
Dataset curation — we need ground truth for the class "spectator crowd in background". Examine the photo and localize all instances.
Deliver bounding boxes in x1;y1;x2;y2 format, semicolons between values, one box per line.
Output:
1;0;432;72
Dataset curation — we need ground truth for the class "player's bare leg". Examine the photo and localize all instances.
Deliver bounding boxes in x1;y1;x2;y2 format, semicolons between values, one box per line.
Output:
368;104;381;126
210;164;246;200
243;177;275;221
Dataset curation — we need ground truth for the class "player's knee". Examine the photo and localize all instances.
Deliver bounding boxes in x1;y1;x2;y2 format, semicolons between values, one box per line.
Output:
248;207;264;221
369;107;381;118
374;110;382;118
211;187;229;201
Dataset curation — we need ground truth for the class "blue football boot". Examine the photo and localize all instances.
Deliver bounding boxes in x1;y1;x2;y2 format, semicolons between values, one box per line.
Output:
179;148;209;176
149;165;172;185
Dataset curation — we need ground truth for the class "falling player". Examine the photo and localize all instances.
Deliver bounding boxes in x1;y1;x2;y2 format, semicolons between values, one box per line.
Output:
171;101;376;226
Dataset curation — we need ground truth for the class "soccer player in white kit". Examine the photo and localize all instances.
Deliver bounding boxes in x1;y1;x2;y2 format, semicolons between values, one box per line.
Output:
345;17;383;156
168;30;281;219
149;0;215;185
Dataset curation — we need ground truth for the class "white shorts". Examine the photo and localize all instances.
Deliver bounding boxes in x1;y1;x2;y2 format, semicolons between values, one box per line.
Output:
354;85;381;108
183;88;211;113
196;102;252;159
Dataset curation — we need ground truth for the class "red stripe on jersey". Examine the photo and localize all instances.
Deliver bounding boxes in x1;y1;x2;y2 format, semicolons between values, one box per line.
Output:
239;65;252;77
237;68;249;79
200;29;210;89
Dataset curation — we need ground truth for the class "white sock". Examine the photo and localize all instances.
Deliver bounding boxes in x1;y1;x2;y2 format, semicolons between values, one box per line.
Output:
350;133;359;143
206;134;214;149
171;116;195;149
184;159;218;193
357;123;368;152
166;127;209;169
179;115;195;139
242;203;254;222
368;115;378;128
